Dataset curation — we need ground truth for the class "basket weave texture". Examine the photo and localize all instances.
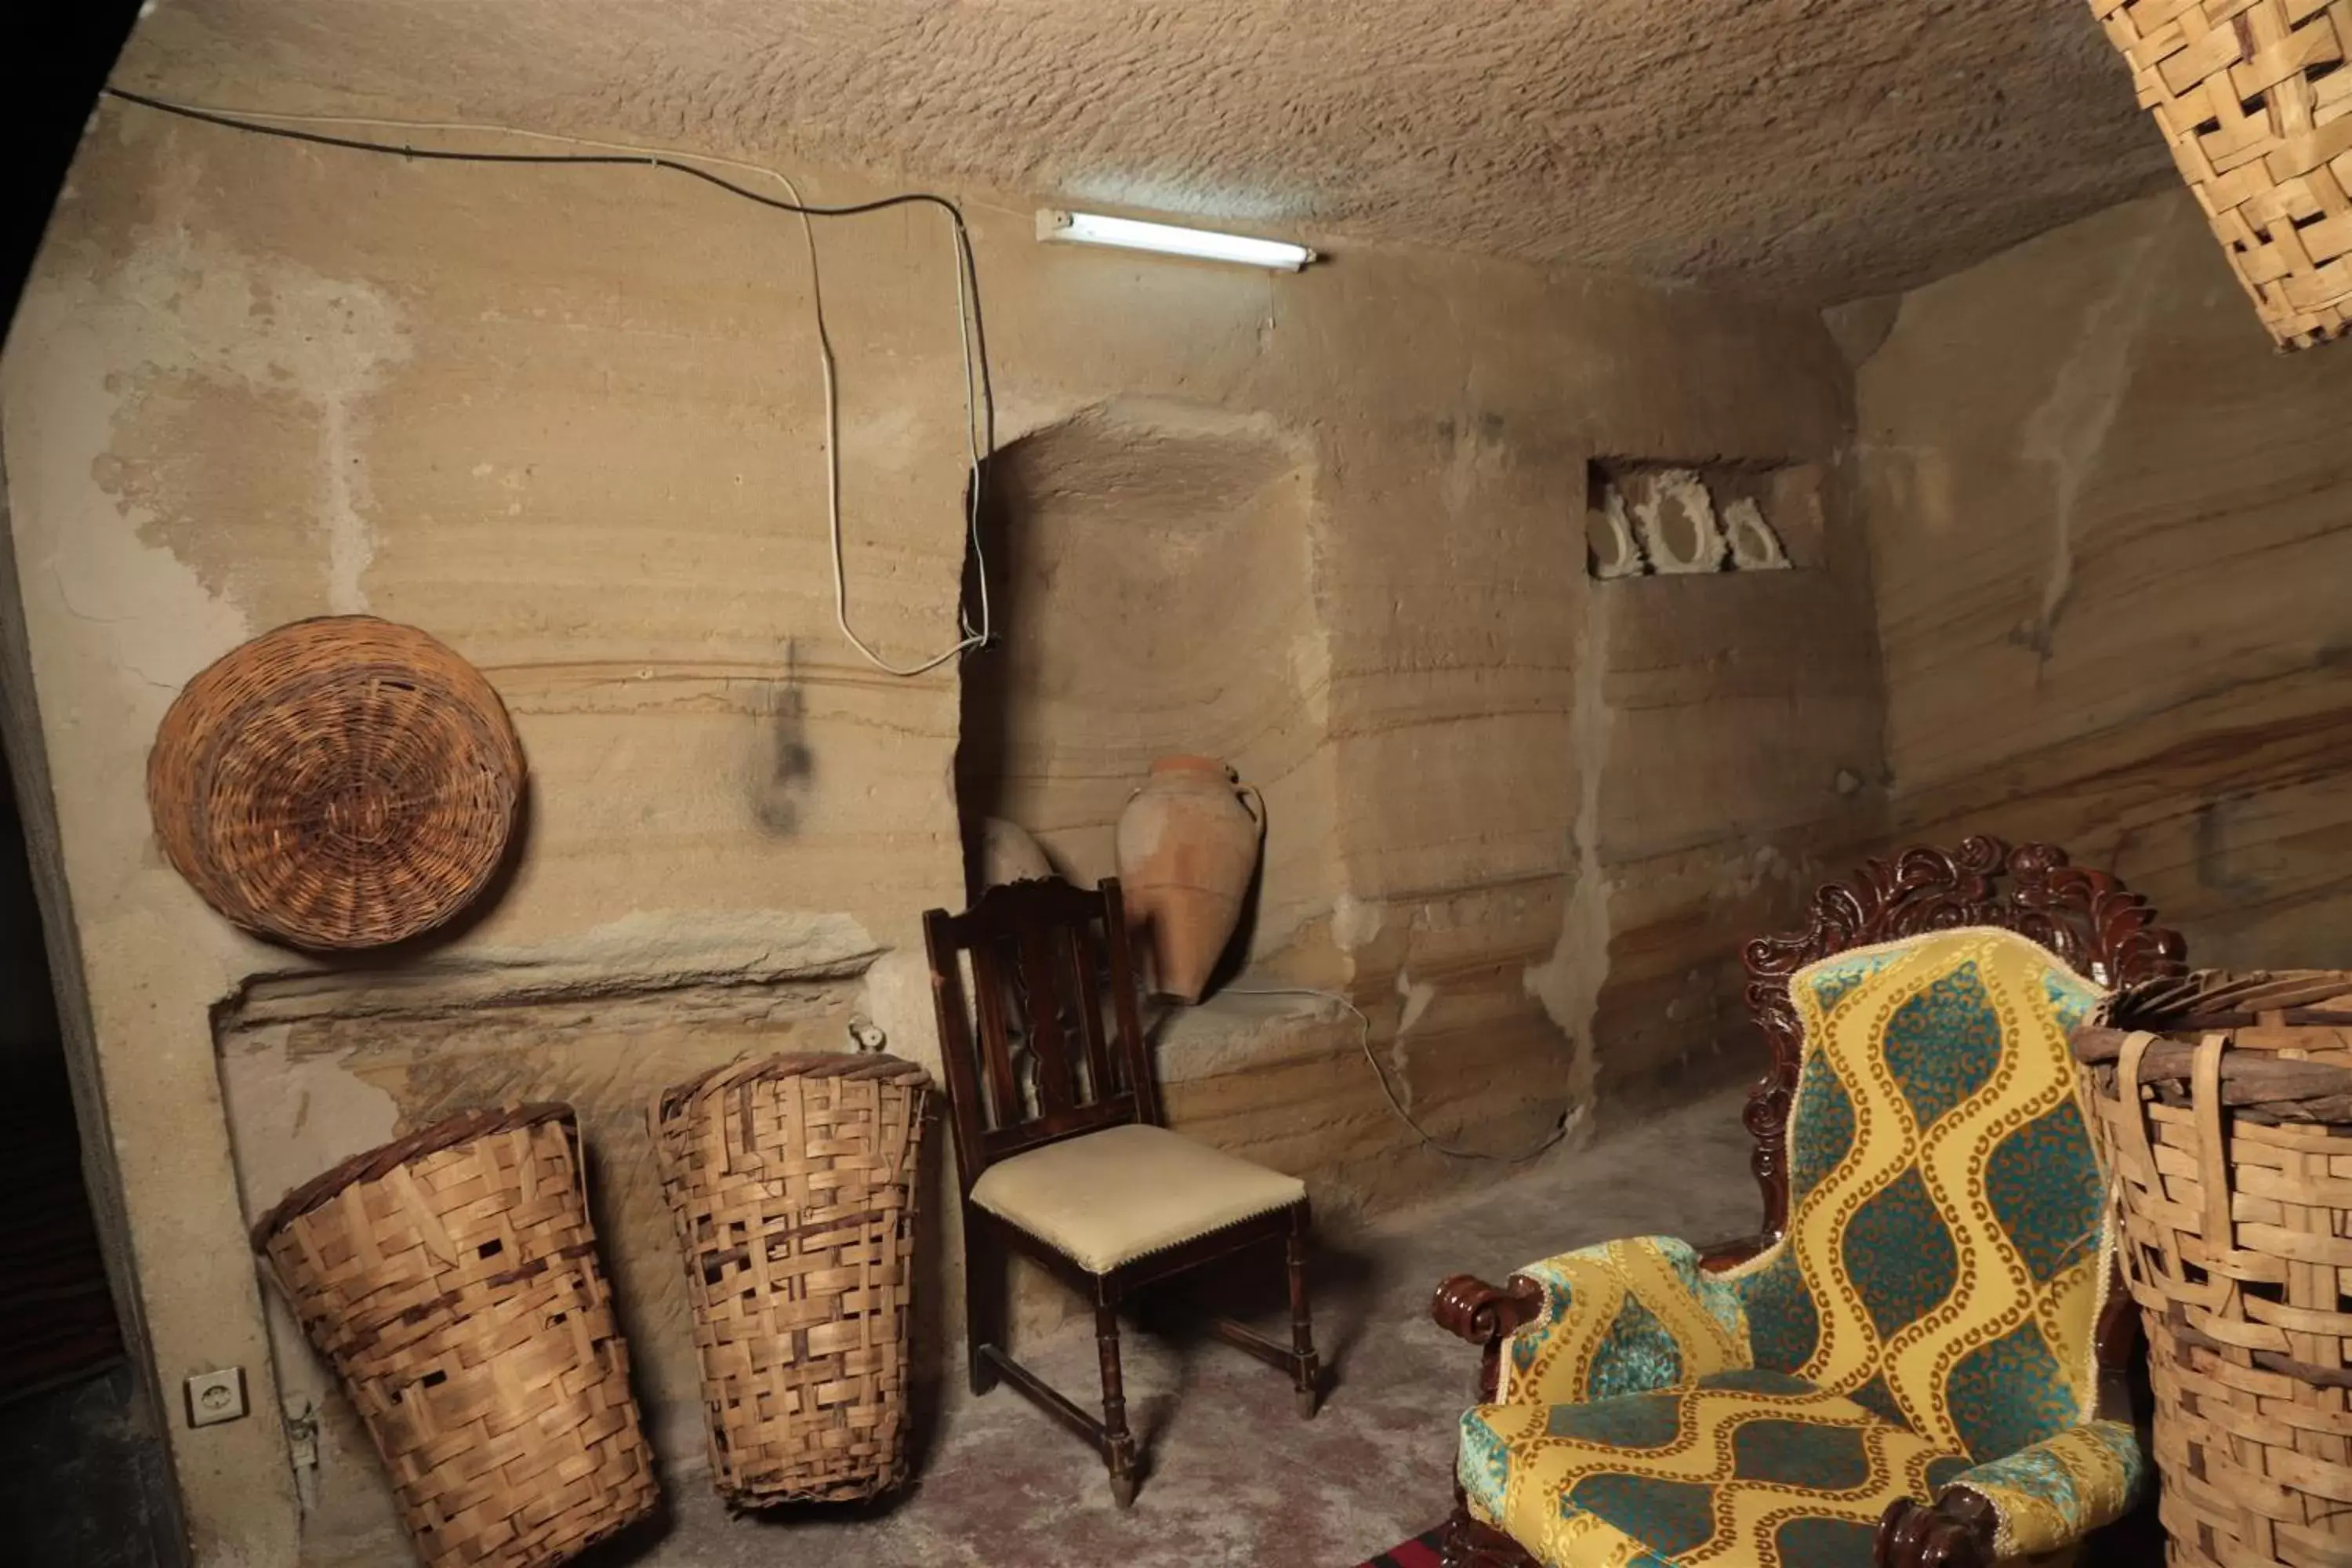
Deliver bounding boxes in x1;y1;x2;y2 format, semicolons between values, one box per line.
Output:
148;615;524;950
651;1053;932;1504
252;1105;658;1568
2092;0;2352;350
2076;971;2352;1567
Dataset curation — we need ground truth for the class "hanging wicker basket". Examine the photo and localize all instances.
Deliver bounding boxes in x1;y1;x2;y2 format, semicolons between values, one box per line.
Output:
2090;0;2352;350
650;1053;933;1504
252;1105;658;1568
2074;971;2352;1568
148;615;524;950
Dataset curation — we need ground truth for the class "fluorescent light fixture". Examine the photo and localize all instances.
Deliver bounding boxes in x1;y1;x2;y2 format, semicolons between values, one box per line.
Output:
1036;209;1317;270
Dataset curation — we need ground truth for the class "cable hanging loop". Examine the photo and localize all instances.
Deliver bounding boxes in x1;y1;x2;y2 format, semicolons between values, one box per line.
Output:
102;85;994;679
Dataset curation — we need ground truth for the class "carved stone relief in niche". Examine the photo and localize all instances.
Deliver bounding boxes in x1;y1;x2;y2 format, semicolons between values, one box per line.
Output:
1586;462;1801;579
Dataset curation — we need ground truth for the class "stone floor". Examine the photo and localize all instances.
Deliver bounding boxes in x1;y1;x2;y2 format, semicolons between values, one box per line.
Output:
18;1076;2168;1567
593;1085;1762;1568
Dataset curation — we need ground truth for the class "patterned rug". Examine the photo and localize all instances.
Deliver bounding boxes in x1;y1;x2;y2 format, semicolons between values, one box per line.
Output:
1351;1525;1445;1567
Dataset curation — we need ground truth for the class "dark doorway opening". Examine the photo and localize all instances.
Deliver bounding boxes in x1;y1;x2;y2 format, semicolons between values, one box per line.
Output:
0;759;179;1565
0;7;187;1561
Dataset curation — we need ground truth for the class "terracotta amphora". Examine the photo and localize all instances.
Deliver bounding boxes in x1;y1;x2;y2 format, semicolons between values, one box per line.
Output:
1114;756;1263;1003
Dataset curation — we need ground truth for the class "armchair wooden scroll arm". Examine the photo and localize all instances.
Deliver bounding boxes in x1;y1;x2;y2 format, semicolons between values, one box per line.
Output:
1875;1489;1995;1568
1432;1273;1546;1403
1432;1276;1551;1568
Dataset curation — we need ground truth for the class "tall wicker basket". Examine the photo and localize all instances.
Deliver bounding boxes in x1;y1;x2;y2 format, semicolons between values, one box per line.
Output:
252;1105;658;1568
2089;0;2352;350
2075;971;2352;1568
650;1053;932;1504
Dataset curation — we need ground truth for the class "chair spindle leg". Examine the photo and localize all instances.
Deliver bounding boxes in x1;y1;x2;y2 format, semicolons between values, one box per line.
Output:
1289;1212;1322;1418
1097;1301;1138;1508
966;1218;1000;1396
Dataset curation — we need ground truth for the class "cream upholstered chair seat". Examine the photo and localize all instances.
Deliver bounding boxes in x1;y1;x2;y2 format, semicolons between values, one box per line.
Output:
970;1122;1306;1272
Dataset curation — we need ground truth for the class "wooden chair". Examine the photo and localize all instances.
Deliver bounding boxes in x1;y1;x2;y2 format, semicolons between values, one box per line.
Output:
922;875;1321;1508
1432;838;2188;1568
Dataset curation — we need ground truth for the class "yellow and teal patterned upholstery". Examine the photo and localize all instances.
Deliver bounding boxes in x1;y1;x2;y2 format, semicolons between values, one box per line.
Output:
1497;1237;1749;1408
1458;928;2147;1566
1465;1370;1976;1566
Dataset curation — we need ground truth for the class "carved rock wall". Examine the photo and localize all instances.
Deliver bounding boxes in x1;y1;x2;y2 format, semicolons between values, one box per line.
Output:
4;96;1877;1558
1859;190;2352;967
955;402;1333;954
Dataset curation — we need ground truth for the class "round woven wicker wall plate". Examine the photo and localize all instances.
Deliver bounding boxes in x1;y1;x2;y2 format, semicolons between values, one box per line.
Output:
147;615;524;950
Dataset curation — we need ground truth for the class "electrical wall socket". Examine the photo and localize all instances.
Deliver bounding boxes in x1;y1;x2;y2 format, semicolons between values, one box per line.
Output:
184;1367;248;1428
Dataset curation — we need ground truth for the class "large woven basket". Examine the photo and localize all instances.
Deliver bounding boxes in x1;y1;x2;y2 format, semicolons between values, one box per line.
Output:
2091;0;2352;350
650;1053;932;1504
2075;971;2352;1568
149;615;524;949
252;1105;658;1568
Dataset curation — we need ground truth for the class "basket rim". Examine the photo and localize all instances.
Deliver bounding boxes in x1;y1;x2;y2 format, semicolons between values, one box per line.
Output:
159;614;521;747
651;1051;931;1124
249;1102;575;1253
2100;967;2352;1029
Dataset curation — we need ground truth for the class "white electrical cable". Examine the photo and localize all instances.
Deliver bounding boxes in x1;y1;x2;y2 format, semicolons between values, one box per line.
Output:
106;93;993;677
1224;986;1570;1162
783;156;993;675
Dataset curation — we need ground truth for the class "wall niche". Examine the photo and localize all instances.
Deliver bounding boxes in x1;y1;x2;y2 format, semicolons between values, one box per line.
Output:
955;403;1323;937
1585;459;1824;579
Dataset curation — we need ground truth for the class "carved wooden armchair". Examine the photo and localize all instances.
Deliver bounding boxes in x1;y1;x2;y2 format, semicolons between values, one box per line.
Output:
1432;840;2187;1568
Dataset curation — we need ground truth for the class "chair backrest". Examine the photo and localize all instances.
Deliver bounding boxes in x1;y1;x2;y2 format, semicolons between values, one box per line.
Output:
922;877;1160;1196
1737;837;2186;1245
1728;926;2115;1462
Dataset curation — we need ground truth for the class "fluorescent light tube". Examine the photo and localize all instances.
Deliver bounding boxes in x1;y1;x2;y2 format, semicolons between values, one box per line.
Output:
1036;209;1317;270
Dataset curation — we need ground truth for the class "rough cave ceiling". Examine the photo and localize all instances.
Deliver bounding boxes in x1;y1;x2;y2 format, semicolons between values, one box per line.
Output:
118;0;2175;304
